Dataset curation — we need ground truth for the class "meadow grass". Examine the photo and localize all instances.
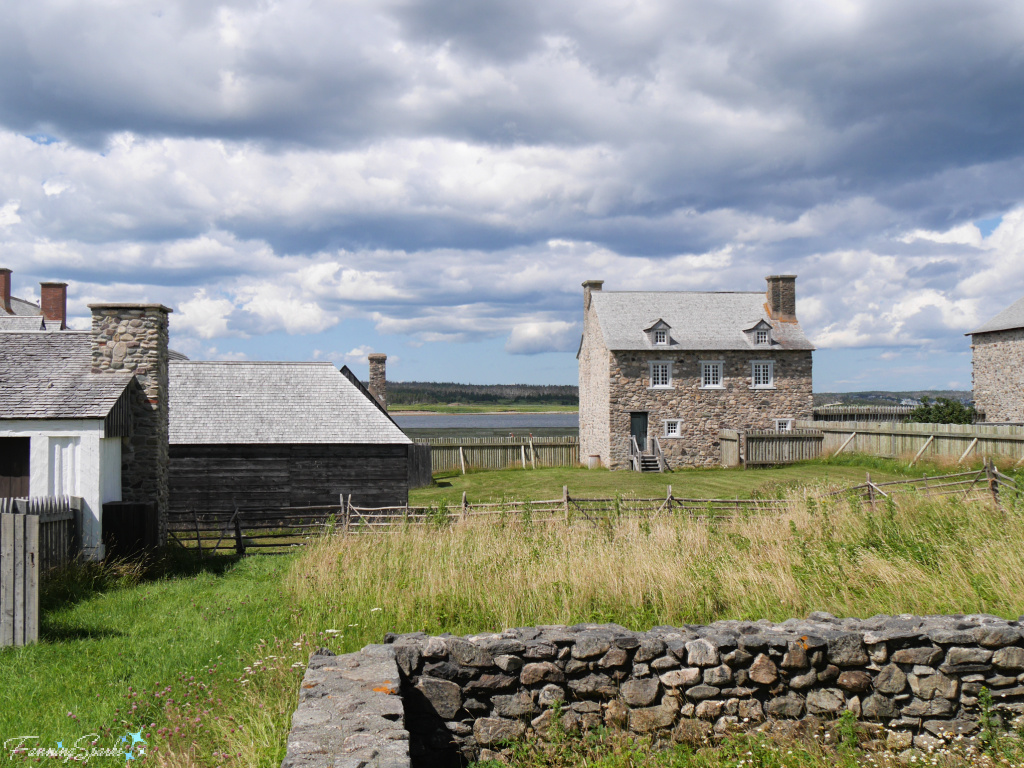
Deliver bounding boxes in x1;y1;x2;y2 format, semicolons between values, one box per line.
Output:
3;460;1024;767
410;454;969;506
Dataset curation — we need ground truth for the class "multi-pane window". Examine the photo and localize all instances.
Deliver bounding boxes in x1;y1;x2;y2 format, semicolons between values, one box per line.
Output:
756;329;769;345
751;361;774;388
650;361;671;388
775;419;794;432
664;419;681;437
654;329;667;345
701;361;723;388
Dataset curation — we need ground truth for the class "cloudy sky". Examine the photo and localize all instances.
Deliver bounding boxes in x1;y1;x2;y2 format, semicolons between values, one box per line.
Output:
2;0;1024;389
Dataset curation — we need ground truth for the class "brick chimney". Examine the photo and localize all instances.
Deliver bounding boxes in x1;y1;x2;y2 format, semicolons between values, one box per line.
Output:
40;282;67;329
368;353;388;411
582;279;603;311
765;275;797;323
89;302;173;546
0;268;11;314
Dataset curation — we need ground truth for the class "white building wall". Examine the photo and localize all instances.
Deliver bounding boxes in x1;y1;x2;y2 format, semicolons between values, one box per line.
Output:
2;419;115;560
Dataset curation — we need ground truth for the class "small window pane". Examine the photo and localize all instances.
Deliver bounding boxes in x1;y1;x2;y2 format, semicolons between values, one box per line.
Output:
756;330;769;345
702;362;722;388
752;362;772;387
654;330;667;345
651;362;670;387
665;420;679;436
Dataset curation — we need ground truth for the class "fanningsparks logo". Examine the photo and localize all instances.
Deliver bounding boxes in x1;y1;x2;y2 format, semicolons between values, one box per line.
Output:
4;729;147;763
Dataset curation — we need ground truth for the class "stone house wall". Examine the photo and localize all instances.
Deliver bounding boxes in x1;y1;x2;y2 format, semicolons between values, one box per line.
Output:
972;328;1024;422
603;350;813;469
357;614;1024;765
90;303;172;545
578;289;610;467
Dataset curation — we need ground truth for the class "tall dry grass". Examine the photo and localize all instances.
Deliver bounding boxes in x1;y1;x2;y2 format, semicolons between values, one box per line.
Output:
287;489;1024;635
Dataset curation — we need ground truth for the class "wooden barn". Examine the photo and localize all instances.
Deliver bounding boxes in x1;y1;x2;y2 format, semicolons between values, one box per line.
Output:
167;361;413;514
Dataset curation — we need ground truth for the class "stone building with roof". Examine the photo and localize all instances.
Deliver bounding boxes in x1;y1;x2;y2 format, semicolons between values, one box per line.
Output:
578;276;815;469
968;294;1024;423
167;360;414;513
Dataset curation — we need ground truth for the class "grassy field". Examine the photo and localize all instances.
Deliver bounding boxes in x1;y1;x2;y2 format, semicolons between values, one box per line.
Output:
410;454;950;505
3;459;1023;767
389;403;578;413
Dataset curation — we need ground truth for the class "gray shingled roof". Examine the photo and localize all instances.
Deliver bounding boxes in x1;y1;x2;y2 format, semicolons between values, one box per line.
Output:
0;315;45;331
0;331;133;419
590;291;815;351
5;295;43;316
168;361;412;445
969;295;1024;335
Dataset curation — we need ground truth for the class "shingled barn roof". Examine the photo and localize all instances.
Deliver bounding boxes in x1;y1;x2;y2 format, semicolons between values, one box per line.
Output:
168;361;412;445
0;331;133;419
589;291;815;351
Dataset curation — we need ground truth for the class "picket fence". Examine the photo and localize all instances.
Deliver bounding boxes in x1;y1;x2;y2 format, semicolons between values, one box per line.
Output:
426;435;579;474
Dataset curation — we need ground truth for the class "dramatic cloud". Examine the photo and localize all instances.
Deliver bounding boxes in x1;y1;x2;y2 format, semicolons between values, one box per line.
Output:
1;0;1023;386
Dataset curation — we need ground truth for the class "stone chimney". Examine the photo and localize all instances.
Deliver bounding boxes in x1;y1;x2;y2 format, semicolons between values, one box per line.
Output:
0;268;11;314
40;282;67;329
582;279;604;311
368;353;388;411
89;302;173;545
765;275;797;323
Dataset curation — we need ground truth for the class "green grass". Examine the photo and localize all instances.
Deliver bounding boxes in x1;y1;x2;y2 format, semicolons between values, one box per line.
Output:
410;454;947;506
389;403;578;413
4;457;1022;767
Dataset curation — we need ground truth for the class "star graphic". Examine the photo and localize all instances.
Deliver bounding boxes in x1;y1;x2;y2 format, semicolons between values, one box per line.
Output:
57;743;62;749
128;731;146;746
125;751;135;761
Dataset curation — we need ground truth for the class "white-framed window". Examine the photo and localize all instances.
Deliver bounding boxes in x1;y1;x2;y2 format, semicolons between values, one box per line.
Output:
751;360;774;389
664;419;682;437
756;329;770;345
700;361;724;389
775;418;794;432
649;361;672;388
654;329;668;345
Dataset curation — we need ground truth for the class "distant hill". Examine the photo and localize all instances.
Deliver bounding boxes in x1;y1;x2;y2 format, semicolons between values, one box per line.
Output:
813;390;973;407
381;381;579;406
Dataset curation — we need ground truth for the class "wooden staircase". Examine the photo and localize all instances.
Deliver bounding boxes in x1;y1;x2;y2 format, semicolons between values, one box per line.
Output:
638;454;662;472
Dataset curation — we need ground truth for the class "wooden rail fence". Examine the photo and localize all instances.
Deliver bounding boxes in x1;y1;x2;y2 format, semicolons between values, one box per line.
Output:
426;436;579;474
169;468;1017;552
720;429;825;467
1;496;81;647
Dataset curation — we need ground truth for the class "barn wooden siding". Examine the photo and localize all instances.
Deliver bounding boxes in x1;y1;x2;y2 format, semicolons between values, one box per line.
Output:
427;436;579;473
168;443;410;514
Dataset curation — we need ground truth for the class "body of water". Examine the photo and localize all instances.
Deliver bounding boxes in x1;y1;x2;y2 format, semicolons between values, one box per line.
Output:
392;411;578;438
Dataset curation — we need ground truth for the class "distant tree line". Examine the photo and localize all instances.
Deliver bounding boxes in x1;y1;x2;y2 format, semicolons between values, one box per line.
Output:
383;381;579;405
906;397;978;425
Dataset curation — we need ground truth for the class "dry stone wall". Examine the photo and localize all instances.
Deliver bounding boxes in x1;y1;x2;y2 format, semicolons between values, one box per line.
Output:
972;328;1024;422
360;614;1024;766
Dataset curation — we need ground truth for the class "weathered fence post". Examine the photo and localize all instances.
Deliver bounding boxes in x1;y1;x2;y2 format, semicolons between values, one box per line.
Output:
0;511;39;647
234;512;245;556
866;473;875;511
459;446;467;475
192;509;204;559
986;458;1000;507
462;492;468;522
529;438;537;470
344;495;352;534
521;445;527;470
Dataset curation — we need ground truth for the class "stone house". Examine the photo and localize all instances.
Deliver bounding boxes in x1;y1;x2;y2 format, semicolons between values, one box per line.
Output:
968;294;1024;423
578;276;815;469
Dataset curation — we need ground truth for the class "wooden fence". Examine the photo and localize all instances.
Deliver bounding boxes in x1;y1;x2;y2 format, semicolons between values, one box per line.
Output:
720;429;824;467
1;496;81;647
426;436;580;474
168;468;1017;552
813;405;915;422
793;420;1024;466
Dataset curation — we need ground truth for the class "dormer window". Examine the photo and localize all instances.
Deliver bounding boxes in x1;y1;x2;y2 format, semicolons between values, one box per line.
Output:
756;329;770;345
644;319;672;347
